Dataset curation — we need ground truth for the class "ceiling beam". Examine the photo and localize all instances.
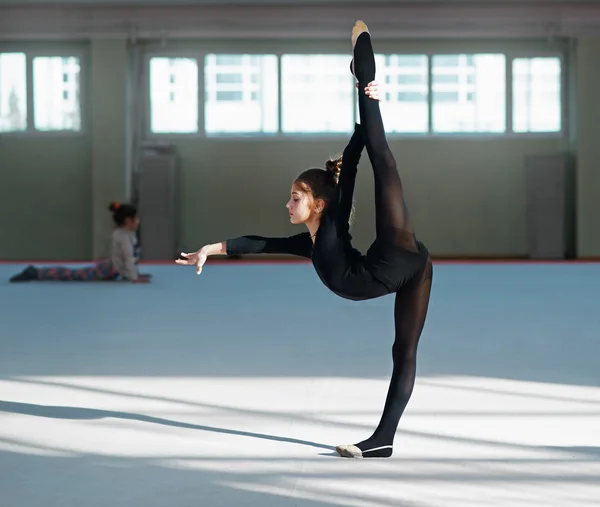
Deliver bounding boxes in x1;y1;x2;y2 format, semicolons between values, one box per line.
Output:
1;3;600;40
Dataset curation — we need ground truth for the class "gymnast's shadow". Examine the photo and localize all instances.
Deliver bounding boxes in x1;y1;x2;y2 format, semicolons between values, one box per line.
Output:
0;400;334;452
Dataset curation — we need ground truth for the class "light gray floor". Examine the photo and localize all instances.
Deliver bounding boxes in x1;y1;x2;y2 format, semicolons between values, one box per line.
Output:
1;262;599;506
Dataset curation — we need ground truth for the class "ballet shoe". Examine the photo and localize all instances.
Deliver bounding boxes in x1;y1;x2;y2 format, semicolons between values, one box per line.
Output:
335;444;363;458
350;20;371;80
351;20;370;49
336;442;394;458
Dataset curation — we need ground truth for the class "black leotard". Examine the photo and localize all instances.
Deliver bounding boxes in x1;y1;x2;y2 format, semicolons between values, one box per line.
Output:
225;123;428;301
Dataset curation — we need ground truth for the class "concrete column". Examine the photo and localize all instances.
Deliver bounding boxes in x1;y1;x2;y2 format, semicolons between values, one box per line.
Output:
90;38;128;259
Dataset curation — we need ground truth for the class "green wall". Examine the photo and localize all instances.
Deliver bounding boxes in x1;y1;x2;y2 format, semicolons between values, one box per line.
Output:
0;136;91;260
174;136;566;257
90;39;128;260
0;42;91;260
576;38;600;258
0;39;127;261
0;37;598;260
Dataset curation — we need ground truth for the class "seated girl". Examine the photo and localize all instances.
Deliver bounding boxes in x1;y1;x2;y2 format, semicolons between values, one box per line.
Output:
9;202;150;283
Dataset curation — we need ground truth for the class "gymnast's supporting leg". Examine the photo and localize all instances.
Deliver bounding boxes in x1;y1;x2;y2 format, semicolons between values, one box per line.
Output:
352;22;417;253
337;255;433;458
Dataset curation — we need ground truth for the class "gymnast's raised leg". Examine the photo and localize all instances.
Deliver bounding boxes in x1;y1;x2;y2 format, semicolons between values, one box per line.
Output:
336;21;433;459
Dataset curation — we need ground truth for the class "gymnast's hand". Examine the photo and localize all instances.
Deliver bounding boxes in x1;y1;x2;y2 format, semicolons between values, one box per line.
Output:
357;80;382;101
176;247;208;275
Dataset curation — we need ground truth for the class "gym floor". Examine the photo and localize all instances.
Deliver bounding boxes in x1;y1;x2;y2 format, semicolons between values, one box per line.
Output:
1;261;599;506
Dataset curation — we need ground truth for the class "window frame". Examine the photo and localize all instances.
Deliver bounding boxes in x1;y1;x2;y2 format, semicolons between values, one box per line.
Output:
142;47;568;141
423;48;567;139
506;50;567;136
145;51;202;136
279;53;358;136
429;52;508;135
143;49;358;141
0;51;28;135
0;47;87;138
205;52;280;136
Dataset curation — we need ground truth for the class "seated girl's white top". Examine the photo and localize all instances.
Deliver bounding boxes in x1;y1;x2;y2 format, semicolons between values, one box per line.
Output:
111;228;140;280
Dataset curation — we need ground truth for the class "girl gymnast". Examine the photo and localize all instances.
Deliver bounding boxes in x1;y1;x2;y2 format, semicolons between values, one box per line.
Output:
10;202;151;284
177;21;433;458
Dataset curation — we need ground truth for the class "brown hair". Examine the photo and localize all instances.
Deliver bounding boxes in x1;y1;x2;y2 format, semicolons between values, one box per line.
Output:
293;155;352;218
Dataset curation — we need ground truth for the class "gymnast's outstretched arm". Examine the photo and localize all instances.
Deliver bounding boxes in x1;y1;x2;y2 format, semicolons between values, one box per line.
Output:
176;233;312;274
225;233;312;257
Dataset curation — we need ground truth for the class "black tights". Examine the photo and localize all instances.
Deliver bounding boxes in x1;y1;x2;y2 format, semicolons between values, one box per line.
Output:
352;30;433;458
355;257;433;457
354;33;417;254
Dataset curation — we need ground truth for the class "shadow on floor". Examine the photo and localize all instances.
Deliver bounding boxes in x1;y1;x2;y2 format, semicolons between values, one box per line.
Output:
0;400;334;452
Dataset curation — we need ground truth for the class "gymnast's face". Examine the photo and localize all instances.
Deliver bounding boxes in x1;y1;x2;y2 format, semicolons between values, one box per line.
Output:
287;184;322;225
124;216;140;231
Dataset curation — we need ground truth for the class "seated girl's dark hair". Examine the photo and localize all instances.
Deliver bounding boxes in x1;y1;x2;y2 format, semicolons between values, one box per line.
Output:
108;201;138;226
294;156;342;210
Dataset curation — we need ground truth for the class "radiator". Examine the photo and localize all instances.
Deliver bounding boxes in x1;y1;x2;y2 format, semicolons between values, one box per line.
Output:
136;143;180;261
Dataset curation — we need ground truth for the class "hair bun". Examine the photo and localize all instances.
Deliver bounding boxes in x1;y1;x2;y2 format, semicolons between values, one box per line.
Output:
108;201;121;212
325;157;342;182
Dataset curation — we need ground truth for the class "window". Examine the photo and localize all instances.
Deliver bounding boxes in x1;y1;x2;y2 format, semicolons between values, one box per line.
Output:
513;57;561;133
149;57;198;134
215;55;243;66
216;73;243;84
216;91;243;101
204;54;278;134
281;55;354;133
398;74;425;85
0;53;27;132
33;56;81;131
375;54;428;133
397;55;425;67
434;91;459;102
432;53;505;133
143;49;565;138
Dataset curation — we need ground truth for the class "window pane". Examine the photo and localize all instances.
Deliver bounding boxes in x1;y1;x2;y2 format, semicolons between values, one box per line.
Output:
216;90;243;101
513;57;561;133
33;56;81;131
216;73;243;84
435;55;461;66
432;53;506;133
205;54;278;134
216;55;243;66
0;53;27;132
374;54;428;133
397;55;425;67
398;74;423;85
149;57;198;134
281;55;354;133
